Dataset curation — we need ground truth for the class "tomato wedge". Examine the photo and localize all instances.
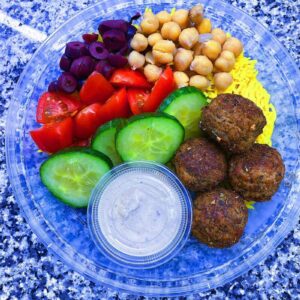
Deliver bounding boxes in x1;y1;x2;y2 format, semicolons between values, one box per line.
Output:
74;103;106;139
30;117;74;153
110;69;152;89
75;88;130;139
79;71;115;105
101;88;131;122
143;66;176;112
127;89;150;115
57;91;82;113
36;91;82;124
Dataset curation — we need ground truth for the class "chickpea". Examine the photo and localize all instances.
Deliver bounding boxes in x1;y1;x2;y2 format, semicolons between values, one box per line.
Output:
153;40;176;64
190;55;213;76
174;48;194;71
130;33;148;52
128;51;145;69
179;27;199;49
141;13;160;35
220;50;235;62
211;28;227;45
193;42;203;56
214;57;233;72
189;4;204;25
202;40;222;61
144;64;162;82
223;37;243;57
174;71;189;88
145;51;155;64
189;75;210;90
172;9;189;29
214;72;233;90
220;50;235;69
156;11;171;26
161;22;181;41
153;40;176;53
197;18;212;34
148;33;163;47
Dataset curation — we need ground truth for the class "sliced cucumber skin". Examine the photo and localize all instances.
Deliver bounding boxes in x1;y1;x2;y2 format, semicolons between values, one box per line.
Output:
116;113;184;163
158;86;206;111
91;119;126;166
40;147;112;208
93;118;127;137
158;87;208;139
119;112;186;127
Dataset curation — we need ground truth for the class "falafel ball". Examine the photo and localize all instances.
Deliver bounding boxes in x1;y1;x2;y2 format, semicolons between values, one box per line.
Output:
229;143;285;201
200;94;267;153
192;188;248;248
174;137;227;192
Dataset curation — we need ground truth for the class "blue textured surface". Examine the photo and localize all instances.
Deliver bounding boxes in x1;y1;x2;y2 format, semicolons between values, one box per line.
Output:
1;0;300;299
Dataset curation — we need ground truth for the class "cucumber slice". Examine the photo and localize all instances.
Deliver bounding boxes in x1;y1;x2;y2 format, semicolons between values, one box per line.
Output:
91;119;126;166
158;87;208;140
116;113;184;163
40;147;112;207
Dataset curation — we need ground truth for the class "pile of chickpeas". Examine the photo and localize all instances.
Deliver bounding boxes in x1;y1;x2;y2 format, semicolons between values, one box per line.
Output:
128;5;243;91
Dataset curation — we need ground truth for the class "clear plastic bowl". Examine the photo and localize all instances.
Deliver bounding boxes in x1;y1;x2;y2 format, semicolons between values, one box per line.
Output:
6;0;300;297
88;161;192;269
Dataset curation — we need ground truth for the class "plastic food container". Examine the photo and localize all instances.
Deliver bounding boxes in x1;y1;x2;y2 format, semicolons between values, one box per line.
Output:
88;161;192;269
6;0;300;296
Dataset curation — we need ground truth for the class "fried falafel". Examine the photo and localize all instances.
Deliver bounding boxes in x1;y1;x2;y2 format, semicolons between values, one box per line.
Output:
174;137;227;191
229;143;285;201
200;94;267;153
192;187;248;248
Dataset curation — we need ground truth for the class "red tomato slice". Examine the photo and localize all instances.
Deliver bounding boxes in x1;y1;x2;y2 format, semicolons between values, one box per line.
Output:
127;89;150;115
57;91;82;114
74;103;106;139
143;66;176;112
36;91;82;124
101;88;131;122
79;71;115;105
110;69;152;89
30;117;74;153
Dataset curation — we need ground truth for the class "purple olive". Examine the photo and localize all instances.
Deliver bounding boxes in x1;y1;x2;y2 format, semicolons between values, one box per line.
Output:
98;20;128;35
70;56;94;79
94;61;115;79
116;44;129;56
57;72;78;93
103;29;126;52
107;54;128;68
89;42;109;60
102;65;116;79
48;80;59;92
65;41;89;59
127;24;137;40
59;54;72;71
82;33;98;44
94;60;109;73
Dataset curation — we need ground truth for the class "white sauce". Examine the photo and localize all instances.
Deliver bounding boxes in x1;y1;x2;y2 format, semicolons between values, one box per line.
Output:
98;170;183;257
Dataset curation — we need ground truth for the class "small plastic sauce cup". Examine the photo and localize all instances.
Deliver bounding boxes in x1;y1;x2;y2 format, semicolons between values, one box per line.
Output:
88;161;192;269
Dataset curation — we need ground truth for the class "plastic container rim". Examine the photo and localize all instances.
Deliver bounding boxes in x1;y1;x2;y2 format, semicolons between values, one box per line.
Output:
5;0;300;296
